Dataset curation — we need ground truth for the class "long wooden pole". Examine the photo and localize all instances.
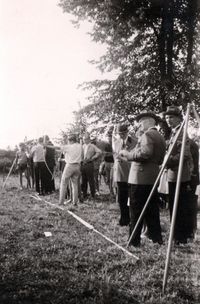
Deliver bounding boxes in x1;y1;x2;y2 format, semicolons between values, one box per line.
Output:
127;119;185;247
2;158;16;188
162;103;191;294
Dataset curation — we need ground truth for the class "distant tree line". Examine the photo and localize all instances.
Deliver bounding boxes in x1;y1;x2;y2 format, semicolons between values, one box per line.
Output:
0;149;16;174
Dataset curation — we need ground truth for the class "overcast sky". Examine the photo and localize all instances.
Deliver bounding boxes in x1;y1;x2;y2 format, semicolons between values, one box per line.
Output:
0;0;109;149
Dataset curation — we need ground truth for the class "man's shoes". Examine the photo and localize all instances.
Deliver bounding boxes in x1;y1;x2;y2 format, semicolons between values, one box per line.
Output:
119;219;130;227
129;241;140;248
175;239;187;245
152;238;163;245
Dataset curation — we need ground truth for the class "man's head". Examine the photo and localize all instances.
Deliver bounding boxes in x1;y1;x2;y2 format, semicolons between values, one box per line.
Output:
83;132;91;144
44;135;50;143
68;133;77;143
19;142;26;150
135;111;158;132
164;106;182;129
117;124;128;140
38;137;44;144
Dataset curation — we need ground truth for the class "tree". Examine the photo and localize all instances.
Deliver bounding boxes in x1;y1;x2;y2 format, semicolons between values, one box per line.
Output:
59;0;200;129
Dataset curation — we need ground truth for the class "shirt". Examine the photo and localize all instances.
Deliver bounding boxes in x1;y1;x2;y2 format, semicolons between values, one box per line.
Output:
62;143;83;164
16;151;28;165
31;144;45;162
82;143;101;161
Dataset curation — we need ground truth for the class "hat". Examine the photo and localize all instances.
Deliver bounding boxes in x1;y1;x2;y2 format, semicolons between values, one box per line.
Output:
116;124;128;134
135;110;159;123
164;106;182;118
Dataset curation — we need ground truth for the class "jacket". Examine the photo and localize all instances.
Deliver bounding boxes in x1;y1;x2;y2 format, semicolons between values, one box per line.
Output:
128;128;166;185
166;126;193;183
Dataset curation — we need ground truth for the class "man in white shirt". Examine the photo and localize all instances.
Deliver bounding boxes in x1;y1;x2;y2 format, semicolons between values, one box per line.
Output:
31;137;46;195
59;134;83;206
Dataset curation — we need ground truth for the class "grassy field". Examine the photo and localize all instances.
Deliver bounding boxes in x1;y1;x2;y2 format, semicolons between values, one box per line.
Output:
0;175;199;304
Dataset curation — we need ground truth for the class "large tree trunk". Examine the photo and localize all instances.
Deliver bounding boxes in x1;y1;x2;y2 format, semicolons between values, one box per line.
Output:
186;0;197;65
166;1;174;80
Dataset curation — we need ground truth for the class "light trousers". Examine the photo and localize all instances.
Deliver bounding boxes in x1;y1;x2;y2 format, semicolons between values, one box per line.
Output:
59;163;81;205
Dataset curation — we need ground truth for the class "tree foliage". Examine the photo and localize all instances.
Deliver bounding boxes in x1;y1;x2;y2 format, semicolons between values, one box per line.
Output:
59;0;200;132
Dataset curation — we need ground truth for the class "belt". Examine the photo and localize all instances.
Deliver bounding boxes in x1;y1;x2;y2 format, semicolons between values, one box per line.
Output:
83;160;93;163
69;163;80;165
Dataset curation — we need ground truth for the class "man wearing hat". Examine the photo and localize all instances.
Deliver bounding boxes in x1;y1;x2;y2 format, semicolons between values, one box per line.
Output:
59;133;83;206
120;111;165;246
165;106;195;244
112;123;137;226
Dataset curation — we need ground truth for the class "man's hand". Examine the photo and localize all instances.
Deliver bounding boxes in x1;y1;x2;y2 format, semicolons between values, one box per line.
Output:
119;150;129;158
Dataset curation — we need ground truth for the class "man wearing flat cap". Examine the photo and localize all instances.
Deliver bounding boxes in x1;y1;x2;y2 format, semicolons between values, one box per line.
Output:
112;123;137;226
120;111;165;246
165;106;197;244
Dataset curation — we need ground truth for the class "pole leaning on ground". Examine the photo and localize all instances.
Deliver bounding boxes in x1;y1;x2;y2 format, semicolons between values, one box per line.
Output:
127;118;185;247
162;103;191;294
2;158;16;188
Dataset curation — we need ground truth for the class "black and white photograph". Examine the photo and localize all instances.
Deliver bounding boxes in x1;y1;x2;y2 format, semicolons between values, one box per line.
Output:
0;0;200;303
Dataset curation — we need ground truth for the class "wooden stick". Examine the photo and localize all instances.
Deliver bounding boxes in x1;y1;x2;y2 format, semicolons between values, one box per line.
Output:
30;195;139;261
2;158;16;188
127;119;185;247
162;103;191;294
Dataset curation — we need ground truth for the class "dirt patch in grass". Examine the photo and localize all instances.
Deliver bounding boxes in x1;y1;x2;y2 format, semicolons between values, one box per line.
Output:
0;176;200;303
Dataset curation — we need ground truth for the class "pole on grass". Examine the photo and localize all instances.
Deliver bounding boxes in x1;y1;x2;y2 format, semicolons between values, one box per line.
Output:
30;194;139;261
2;157;17;188
162;103;191;294
127;118;185;247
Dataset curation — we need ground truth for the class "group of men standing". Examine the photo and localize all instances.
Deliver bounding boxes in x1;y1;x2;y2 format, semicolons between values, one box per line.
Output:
59;133;101;206
16;135;56;195
15;105;199;248
115;106;199;247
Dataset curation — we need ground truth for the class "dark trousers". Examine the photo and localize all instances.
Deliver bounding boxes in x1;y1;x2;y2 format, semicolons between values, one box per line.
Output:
129;184;162;246
44;165;55;193
117;182;130;225
81;162;95;198
168;181;191;242
34;162;46;194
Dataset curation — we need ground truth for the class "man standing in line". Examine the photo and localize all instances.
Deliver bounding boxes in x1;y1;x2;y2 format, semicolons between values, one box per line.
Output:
15;142;31;189
43;135;56;194
120;111;165;246
165;106;194;244
81;133;102;201
59;134;83;206
103;127;115;196
31;137;46;195
112;124;137;226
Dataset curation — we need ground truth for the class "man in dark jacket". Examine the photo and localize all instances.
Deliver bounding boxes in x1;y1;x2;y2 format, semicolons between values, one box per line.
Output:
165;106;193;244
120;111;166;247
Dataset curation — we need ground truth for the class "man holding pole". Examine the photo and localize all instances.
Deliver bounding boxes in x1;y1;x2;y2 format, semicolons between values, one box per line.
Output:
120;111;165;247
164;106;193;244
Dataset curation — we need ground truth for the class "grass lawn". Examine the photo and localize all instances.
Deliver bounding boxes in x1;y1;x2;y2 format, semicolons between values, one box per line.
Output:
0;175;199;304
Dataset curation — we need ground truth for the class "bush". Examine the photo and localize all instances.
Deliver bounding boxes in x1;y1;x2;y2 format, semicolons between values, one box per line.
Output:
0;149;16;173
